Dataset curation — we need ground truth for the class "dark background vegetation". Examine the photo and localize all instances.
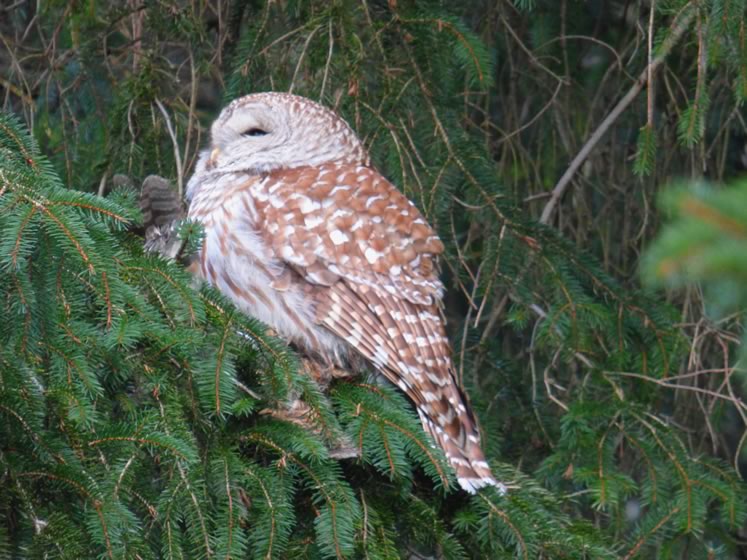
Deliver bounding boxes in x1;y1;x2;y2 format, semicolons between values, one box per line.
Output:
1;0;747;558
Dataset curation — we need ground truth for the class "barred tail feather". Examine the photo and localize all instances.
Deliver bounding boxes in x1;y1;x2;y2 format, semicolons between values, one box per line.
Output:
318;281;505;494
417;402;506;495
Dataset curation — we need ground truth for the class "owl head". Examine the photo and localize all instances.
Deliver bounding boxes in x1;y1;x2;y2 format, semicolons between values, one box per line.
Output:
187;93;369;200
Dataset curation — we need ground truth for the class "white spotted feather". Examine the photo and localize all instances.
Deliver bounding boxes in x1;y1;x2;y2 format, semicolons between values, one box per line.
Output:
186;92;504;494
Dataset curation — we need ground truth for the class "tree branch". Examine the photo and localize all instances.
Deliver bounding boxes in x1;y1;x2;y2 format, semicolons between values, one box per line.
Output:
539;3;697;225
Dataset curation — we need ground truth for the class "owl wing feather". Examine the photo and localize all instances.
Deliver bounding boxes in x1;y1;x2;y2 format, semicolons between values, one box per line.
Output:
243;162;500;493
139;175;186;259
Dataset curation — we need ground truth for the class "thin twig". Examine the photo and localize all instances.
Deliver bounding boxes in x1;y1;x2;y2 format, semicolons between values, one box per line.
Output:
289;25;321;94
154;98;184;198
500;13;568;85
608;370;747;406
182;50;198;177
647;0;656;128
540;3;696;225
319;20;334;102
496;80;564;145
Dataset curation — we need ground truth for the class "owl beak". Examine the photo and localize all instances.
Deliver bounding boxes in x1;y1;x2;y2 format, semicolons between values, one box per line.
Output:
207;147;221;170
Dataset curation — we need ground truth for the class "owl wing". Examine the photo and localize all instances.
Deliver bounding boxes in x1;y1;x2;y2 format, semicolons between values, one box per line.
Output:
140;175;184;235
250;163;444;303
139;175;186;258
247;163;498;493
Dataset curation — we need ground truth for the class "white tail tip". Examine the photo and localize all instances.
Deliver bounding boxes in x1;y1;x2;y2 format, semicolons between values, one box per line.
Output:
458;476;507;495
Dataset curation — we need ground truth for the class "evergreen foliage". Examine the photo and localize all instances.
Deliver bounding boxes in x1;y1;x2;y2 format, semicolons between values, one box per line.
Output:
1;0;746;557
643;180;747;350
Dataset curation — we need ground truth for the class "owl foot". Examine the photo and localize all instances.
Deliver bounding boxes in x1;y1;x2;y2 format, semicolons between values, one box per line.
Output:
259;397;359;459
301;357;355;388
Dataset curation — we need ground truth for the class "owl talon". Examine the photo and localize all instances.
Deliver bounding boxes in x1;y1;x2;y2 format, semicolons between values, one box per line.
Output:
259;397;359;459
301;357;355;387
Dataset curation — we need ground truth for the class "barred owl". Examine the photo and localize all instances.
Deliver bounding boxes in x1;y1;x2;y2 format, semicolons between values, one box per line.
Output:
186;92;503;493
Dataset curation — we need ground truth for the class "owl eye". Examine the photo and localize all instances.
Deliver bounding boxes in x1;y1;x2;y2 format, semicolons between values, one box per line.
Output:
242;128;268;137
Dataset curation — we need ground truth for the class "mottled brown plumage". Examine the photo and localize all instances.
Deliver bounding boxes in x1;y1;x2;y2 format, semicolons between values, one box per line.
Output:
186;92;503;493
